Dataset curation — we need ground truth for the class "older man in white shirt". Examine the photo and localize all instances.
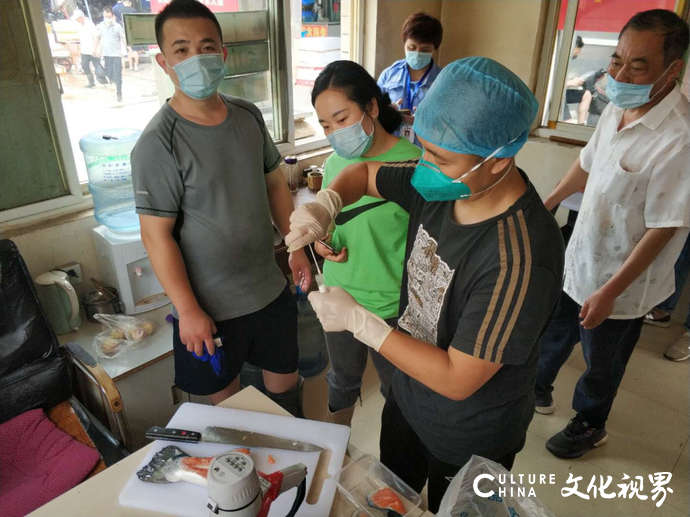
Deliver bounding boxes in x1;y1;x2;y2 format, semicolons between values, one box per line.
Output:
535;9;690;459
73;10;99;88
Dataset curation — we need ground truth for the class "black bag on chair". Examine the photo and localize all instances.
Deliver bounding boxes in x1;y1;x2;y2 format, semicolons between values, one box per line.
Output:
95;60;108;85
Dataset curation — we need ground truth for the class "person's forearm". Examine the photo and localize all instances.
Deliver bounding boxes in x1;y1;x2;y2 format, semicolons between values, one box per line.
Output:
577;92;592;124
267;176;295;238
600;227;677;299
141;231;200;314
379;330;470;401
328;161;382;206
544;157;589;211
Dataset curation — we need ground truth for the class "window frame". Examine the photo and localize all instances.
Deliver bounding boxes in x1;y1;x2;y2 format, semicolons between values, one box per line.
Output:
278;0;365;155
532;0;690;143
0;0;86;224
5;0;362;224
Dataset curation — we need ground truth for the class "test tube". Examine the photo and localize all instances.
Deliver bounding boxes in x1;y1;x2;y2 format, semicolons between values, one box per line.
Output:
308;244;327;293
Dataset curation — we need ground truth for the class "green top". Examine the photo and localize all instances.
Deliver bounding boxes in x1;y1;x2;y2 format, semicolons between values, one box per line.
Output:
323;137;422;318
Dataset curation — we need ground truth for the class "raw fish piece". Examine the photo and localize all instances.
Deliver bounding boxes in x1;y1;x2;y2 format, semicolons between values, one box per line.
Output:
366;487;406;515
137;446;210;486
137;446;253;486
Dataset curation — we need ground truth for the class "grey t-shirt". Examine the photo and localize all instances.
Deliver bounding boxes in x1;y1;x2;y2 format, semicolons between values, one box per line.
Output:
97;21;125;57
132;95;286;322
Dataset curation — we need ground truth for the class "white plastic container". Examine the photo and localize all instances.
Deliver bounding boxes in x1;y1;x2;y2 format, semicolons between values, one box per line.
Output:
334;454;422;517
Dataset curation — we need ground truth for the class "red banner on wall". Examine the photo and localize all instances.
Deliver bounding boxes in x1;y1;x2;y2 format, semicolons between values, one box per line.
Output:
150;0;240;14
558;0;676;33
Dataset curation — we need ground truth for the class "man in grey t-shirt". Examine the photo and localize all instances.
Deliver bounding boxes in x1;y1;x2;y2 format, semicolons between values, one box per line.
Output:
96;6;125;102
132;0;312;415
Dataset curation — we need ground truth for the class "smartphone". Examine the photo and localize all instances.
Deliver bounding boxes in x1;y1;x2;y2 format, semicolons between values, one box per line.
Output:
398;109;412;116
317;239;336;252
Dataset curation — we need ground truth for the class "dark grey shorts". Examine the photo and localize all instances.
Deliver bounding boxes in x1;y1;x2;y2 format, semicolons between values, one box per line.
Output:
172;285;298;396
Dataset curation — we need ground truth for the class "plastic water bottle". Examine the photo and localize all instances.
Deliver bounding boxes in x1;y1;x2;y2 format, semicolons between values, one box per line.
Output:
285;156;299;193
79;128;142;233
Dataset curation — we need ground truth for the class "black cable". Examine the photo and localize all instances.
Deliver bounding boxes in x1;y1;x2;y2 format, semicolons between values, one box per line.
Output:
285;478;307;517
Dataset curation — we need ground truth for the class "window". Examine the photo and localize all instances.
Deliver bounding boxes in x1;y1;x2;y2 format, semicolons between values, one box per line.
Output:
0;0;83;221
3;0;362;222
290;0;359;149
537;0;689;141
40;0;280;183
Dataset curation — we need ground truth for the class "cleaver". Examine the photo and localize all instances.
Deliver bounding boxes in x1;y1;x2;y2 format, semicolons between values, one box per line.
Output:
146;426;323;453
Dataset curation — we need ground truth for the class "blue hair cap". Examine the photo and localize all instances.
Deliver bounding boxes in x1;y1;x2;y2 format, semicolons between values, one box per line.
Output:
413;57;539;158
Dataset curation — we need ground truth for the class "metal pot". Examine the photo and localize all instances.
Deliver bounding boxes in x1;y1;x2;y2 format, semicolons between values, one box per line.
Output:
81;286;121;323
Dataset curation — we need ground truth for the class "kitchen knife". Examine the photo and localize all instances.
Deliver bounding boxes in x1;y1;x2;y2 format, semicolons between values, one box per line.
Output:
145;426;324;453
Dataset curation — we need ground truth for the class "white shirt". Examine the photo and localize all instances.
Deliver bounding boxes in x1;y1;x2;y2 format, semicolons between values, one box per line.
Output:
564;83;690;319
78;19;98;56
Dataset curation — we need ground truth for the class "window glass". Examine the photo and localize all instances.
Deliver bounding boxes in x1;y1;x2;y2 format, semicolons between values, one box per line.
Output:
291;0;351;142
543;0;677;129
41;0;272;182
2;0;69;211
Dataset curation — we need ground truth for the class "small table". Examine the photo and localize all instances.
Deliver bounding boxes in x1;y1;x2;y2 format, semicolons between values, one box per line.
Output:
28;387;433;516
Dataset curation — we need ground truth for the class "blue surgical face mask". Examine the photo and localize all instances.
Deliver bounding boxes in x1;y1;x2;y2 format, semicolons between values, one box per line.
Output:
327;114;375;160
411;139;516;202
169;53;226;101
605;63;674;109
406;50;433;71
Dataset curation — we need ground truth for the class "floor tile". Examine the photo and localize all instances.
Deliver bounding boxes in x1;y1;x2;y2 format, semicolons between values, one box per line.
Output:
637;323;688;355
530;360;688;477
652;503;690;517
668;438;689;515
350;390;385;458
513;432;655;517
568;344;690;415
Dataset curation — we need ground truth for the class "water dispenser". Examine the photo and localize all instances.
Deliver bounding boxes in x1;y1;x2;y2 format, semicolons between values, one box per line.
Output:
79;128;142;234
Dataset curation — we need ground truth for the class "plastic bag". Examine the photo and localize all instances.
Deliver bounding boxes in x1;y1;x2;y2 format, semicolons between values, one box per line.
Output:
92;313;156;359
436;455;555;517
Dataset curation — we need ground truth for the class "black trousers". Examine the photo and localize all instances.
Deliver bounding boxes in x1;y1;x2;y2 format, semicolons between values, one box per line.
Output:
379;392;516;514
103;56;122;95
535;291;643;428
81;54;99;86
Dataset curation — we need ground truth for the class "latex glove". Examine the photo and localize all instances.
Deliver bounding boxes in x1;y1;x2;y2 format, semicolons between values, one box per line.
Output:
308;287;393;352
192;344;225;376
285;189;343;252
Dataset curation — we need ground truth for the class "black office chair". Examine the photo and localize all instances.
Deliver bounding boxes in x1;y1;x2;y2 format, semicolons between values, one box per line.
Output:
0;239;131;469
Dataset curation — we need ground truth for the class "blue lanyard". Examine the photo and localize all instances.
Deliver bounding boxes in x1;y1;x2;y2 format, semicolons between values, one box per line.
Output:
404;62;432;111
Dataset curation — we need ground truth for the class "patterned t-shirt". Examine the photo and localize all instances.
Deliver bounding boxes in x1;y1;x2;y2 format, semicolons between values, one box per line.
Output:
377;163;565;464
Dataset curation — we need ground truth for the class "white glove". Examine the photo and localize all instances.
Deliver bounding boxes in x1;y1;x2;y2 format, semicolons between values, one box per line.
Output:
308;287;393;352
286;189;343;252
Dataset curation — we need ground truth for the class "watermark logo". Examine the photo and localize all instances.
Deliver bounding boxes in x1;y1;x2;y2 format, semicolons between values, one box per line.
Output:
473;472;673;508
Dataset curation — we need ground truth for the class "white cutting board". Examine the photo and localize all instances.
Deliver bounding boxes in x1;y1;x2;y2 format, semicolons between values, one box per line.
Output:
119;403;350;517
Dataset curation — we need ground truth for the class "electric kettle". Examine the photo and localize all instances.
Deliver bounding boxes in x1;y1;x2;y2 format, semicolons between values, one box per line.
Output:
35;270;82;335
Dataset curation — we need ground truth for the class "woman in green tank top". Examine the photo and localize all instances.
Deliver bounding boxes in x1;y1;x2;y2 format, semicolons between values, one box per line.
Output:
311;61;422;425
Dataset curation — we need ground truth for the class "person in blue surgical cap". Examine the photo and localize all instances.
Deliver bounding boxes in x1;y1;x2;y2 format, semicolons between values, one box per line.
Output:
377;12;443;147
284;57;565;512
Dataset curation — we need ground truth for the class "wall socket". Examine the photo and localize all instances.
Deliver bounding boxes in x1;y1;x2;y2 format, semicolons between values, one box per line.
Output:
57;262;83;285
171;385;182;405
